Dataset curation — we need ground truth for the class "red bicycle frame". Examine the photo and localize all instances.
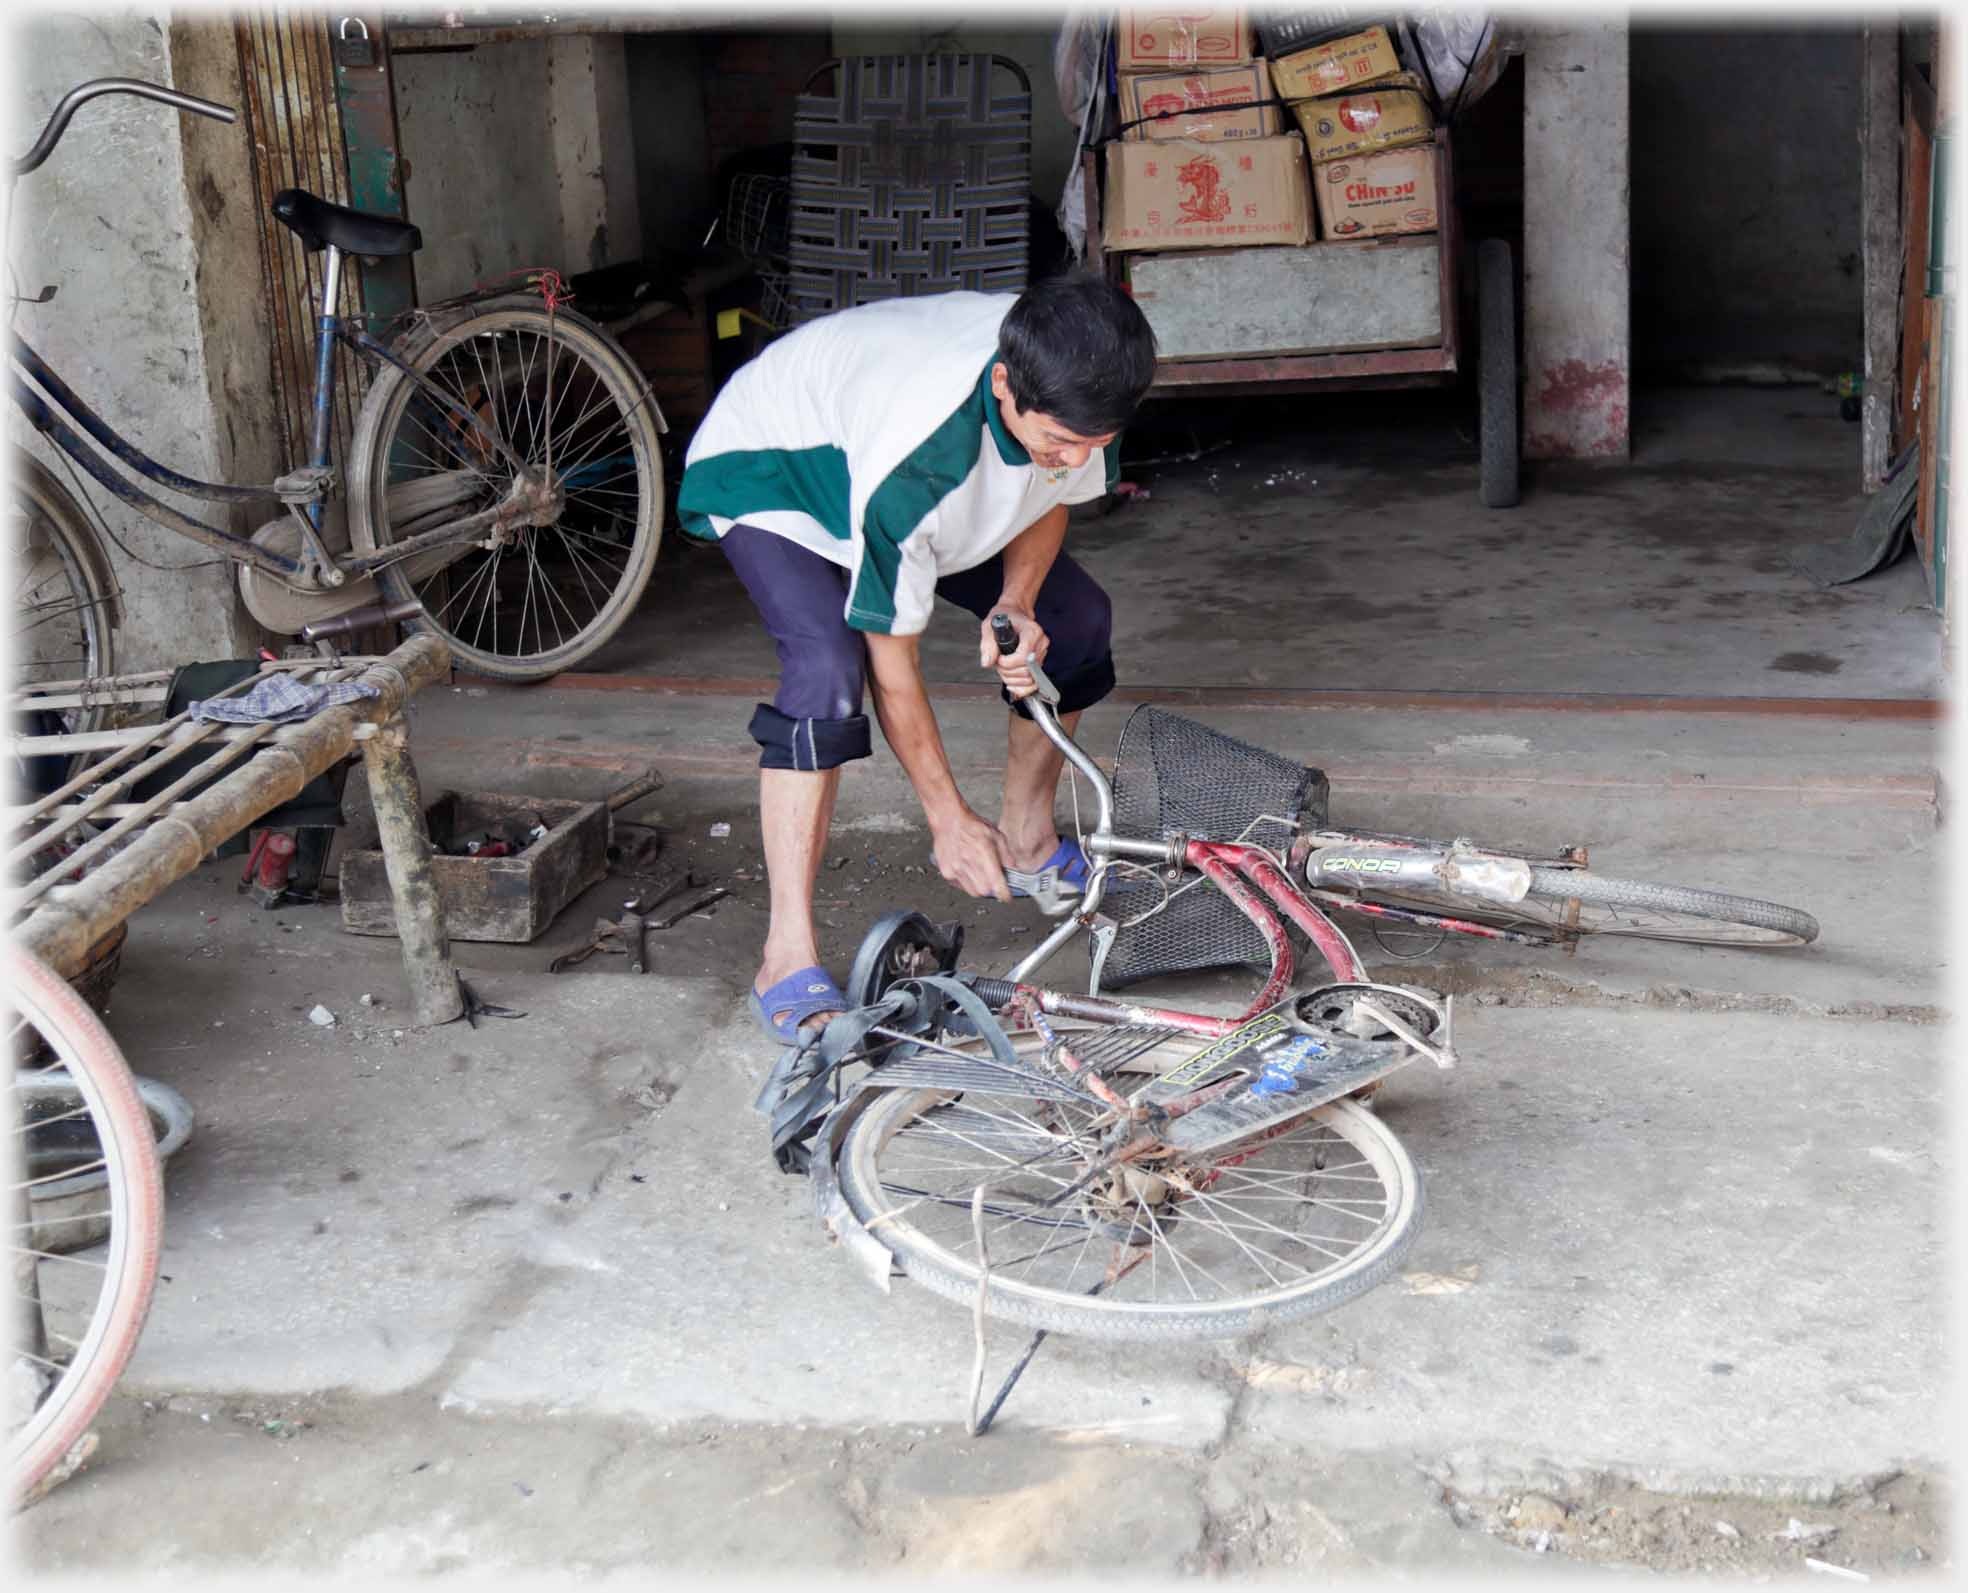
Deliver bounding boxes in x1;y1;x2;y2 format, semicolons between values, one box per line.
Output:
1000;840;1365;1039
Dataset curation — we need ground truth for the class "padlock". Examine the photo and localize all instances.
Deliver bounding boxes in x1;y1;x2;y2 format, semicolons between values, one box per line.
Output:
335;17;375;69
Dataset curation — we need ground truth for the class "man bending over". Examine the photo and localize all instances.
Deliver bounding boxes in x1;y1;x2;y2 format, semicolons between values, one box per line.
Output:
678;274;1158;1041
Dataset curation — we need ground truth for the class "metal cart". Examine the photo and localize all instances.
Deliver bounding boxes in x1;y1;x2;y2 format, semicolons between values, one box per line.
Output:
1083;129;1520;507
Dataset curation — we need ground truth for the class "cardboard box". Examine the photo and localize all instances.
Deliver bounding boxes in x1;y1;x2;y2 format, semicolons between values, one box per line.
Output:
1269;25;1403;101
1290;72;1434;162
1312;142;1439;240
1118;7;1251;70
1257;7;1391;60
1119;63;1281;141
1103;134;1313;253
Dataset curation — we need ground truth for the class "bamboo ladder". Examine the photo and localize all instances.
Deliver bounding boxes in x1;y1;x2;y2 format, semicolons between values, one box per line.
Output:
7;635;463;1025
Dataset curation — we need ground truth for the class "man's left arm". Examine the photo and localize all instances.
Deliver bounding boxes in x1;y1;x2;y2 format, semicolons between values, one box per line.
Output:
978;503;1068;697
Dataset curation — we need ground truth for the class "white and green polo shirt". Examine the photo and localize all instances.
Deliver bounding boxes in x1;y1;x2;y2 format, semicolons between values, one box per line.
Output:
678;292;1119;636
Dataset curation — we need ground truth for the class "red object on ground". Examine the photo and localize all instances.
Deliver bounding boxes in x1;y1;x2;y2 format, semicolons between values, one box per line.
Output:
251;831;296;896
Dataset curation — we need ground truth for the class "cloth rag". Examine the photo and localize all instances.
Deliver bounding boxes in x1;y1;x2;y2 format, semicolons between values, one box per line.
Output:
189;673;380;724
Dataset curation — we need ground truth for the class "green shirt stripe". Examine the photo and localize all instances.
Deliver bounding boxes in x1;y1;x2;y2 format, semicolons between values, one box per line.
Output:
847;363;998;633
676;443;853;543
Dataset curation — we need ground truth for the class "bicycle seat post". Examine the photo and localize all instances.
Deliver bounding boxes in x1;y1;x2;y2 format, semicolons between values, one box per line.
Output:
307;245;345;477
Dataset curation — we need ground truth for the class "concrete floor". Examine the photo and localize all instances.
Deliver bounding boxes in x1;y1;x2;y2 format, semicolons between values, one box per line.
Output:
18;387;1954;1577
588;385;1945;703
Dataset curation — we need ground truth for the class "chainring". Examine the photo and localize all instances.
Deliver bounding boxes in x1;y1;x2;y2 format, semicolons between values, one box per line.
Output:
844;910;965;1010
1290;983;1443;1043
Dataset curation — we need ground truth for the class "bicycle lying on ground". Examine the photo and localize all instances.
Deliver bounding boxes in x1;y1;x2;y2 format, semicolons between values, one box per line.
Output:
761;618;1819;1357
11;77;666;704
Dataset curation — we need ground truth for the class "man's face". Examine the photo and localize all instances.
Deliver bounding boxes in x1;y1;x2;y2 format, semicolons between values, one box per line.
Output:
990;363;1117;472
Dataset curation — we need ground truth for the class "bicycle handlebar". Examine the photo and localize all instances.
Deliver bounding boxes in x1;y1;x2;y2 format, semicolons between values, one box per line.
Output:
988;609;1120;850
14;78;237;177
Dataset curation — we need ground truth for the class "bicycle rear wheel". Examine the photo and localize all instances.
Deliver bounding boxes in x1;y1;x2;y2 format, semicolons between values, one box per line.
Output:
348;300;663;682
6;945;162;1502
836;1030;1421;1342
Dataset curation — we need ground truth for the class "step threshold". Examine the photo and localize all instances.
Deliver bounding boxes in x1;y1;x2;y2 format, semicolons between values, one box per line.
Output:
456;671;1948;723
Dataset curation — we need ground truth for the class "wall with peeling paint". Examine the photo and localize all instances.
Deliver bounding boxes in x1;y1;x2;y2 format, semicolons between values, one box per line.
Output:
7;8;254;670
1631;27;1864;379
392;40;563;302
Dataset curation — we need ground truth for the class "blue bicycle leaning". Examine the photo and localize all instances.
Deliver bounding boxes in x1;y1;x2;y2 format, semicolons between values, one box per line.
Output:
11;77;666;710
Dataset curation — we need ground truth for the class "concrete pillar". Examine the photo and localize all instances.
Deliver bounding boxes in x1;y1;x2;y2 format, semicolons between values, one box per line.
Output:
546;34;641;274
1859;20;1902;491
1522;21;1631;460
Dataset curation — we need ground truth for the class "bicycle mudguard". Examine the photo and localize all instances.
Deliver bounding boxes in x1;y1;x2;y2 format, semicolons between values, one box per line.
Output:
756;973;1020;1174
1307;840;1533;907
807;1084;898;1295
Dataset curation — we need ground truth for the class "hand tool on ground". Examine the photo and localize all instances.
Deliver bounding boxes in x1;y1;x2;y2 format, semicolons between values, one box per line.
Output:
606;766;664;816
546;871;728;974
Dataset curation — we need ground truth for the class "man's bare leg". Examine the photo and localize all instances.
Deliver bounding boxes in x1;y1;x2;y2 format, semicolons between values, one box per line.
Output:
999;709;1081;871
757;765;842;1028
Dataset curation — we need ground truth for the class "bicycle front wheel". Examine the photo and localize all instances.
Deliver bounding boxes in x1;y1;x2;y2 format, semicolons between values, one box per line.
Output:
836;1031;1422;1342
348;300;663;682
1519;868;1820;946
11;450;118;753
1311;830;1819;949
6;944;162;1502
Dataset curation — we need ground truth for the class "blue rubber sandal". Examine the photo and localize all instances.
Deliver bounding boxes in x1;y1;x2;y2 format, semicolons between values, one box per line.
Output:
750;965;848;1044
1005;837;1091;917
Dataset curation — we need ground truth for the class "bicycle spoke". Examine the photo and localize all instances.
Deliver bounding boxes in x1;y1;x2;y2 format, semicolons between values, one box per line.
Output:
22;1157;108;1191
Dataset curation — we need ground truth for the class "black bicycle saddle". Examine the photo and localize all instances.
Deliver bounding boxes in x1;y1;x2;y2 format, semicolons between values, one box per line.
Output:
271;188;422;257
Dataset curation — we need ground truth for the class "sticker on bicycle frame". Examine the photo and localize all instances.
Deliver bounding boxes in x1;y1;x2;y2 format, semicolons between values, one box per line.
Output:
1248;1034;1330;1096
1152;1012;1291;1092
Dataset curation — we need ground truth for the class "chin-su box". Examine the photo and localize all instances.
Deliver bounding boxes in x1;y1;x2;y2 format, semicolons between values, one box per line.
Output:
1313;142;1440;240
1118;7;1252;70
1104;134;1313;252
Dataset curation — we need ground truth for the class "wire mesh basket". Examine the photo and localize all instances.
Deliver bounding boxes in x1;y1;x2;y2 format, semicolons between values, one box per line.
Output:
725;172;791;260
1095;706;1330;990
756;267;796;331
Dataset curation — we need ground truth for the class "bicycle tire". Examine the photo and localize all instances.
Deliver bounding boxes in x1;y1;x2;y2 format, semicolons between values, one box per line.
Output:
347;300;663;683
1477;239;1519;509
1522;868;1820;946
836;1054;1422;1342
1310;832;1819;948
11;448;119;744
6;944;162;1502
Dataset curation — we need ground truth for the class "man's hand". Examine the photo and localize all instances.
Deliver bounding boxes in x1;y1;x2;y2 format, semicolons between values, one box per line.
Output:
981;606;1049;701
930;804;1014;901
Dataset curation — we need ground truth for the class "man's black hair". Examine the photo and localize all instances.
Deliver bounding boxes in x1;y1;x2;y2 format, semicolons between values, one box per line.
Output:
996;271;1158;438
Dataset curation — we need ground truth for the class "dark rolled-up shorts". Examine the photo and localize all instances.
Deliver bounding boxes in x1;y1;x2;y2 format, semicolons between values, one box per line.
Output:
719;523;1117;772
